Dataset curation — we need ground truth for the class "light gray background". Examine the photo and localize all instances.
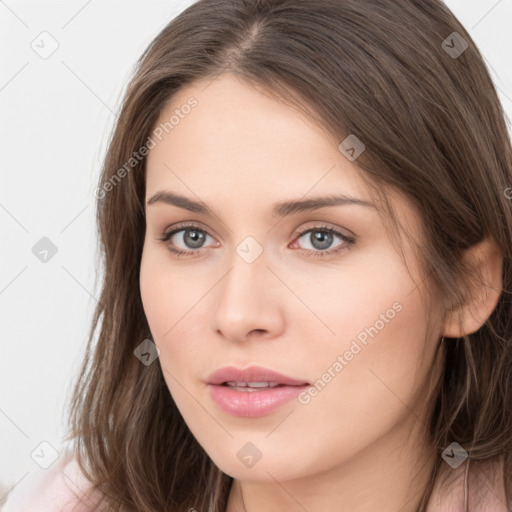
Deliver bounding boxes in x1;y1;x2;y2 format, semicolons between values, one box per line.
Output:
1;0;511;497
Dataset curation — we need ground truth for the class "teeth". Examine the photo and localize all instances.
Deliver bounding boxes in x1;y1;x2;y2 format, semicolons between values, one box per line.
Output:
225;381;281;388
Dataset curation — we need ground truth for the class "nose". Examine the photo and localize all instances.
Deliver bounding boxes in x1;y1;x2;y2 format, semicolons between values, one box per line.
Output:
210;241;285;343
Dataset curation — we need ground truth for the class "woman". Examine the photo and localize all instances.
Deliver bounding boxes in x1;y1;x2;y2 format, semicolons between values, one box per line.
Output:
4;0;511;510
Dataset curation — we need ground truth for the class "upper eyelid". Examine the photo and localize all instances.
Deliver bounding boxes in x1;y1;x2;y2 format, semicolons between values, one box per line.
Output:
161;221;218;241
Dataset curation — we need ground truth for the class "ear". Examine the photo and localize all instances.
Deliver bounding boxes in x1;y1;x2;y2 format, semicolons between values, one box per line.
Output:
442;236;503;338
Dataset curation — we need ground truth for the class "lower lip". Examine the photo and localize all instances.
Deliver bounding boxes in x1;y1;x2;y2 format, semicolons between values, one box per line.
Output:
208;384;309;417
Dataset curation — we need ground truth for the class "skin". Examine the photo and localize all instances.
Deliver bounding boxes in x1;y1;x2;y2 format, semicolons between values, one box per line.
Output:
139;74;503;512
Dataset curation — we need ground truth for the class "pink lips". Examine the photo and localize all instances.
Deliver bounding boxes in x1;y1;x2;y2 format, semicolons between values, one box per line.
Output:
206;365;310;418
207;365;310;386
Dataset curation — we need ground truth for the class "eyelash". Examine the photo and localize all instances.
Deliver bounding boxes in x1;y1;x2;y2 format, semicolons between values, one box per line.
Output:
157;222;356;259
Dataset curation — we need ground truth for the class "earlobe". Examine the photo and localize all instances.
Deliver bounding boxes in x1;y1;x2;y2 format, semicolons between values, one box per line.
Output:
442;236;503;338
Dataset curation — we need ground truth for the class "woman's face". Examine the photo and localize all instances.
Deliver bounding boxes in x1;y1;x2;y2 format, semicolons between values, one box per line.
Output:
140;74;443;483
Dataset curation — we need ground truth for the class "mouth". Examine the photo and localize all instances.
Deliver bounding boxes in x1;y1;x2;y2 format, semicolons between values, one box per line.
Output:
206;365;311;417
220;381;292;391
206;365;310;387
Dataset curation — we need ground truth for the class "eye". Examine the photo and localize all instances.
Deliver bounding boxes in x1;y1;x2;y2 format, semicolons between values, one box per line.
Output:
291;224;356;258
157;223;217;257
156;223;356;258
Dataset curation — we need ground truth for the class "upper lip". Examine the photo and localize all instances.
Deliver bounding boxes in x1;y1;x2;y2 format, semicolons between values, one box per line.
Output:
207;365;310;386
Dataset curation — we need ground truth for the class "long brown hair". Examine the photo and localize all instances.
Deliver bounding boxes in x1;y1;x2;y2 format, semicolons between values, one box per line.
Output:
66;0;512;510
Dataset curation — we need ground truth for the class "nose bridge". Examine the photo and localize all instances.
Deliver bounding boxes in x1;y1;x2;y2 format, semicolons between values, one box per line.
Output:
211;234;282;339
221;234;268;307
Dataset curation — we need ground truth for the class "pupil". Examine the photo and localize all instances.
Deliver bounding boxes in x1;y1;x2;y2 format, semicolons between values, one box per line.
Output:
185;230;205;249
312;231;332;250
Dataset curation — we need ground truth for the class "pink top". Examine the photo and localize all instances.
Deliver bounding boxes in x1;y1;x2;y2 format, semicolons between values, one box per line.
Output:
2;448;98;512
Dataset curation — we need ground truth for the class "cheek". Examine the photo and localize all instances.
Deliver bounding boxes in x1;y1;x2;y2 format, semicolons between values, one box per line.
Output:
140;244;194;336
139;248;169;336
294;249;432;430
293;245;423;351
139;244;211;367
297;276;431;446
297;307;429;474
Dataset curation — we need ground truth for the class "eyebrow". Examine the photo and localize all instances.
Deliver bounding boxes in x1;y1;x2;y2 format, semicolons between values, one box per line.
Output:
146;190;376;218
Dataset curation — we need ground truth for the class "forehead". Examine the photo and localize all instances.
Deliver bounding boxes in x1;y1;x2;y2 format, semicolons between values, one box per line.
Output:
146;74;370;202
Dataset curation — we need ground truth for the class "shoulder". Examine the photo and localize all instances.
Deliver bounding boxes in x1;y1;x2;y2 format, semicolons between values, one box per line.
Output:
2;445;101;512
